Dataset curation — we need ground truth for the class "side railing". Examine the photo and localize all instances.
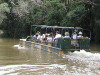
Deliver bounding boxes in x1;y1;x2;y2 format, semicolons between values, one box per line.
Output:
56;38;90;51
19;38;90;52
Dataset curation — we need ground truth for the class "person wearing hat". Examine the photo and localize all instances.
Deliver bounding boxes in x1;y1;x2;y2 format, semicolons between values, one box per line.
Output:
77;31;83;39
64;32;70;38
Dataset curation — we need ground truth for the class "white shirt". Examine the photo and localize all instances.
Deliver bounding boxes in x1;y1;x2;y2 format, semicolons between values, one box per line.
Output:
72;34;77;39
77;35;83;39
64;36;70;38
37;35;41;40
54;34;61;39
47;37;53;42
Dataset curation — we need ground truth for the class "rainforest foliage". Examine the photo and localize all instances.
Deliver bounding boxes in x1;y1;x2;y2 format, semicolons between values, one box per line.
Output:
0;0;100;43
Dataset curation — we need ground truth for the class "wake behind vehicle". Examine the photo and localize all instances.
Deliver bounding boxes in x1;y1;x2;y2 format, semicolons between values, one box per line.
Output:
19;25;91;53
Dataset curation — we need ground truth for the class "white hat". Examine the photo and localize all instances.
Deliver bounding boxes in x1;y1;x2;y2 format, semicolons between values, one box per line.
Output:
78;31;82;34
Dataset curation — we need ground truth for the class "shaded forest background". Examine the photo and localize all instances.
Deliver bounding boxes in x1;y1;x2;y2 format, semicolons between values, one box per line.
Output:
0;0;100;43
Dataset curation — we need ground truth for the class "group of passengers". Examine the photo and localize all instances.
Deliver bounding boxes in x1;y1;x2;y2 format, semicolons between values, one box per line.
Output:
32;31;53;42
32;30;83;43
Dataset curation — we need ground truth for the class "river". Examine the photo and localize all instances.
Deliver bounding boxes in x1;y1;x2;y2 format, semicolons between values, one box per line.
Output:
0;38;100;75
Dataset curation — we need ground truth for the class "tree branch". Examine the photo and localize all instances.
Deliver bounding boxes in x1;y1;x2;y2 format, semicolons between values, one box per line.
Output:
9;0;16;6
75;0;100;6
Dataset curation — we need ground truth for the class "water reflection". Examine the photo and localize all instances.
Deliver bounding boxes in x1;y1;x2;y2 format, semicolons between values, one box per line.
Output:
91;44;100;52
0;38;100;75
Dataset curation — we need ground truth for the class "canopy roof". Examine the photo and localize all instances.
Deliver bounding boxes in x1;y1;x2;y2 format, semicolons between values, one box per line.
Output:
31;25;83;30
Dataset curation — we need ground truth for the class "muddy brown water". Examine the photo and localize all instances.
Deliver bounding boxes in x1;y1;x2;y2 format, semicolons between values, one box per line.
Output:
0;38;100;75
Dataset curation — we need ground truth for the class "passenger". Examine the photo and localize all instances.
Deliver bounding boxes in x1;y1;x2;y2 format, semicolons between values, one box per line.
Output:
47;34;53;43
37;34;41;41
33;31;40;39
36;31;41;41
54;31;62;40
64;32;70;39
77;31;83;39
40;34;45;41
33;33;38;39
72;31;77;40
42;33;48;41
53;31;61;46
71;32;79;47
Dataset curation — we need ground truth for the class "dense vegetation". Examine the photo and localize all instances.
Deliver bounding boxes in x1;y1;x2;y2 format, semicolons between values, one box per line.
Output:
0;0;100;43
